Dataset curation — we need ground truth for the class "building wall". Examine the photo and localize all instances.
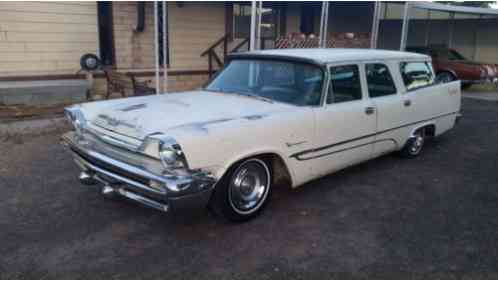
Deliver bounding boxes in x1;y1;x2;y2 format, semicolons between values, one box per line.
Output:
0;2;99;77
107;2;225;94
112;2;156;71
168;2;225;71
112;2;225;73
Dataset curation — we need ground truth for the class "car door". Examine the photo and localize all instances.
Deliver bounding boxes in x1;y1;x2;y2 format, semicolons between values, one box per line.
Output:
364;62;408;157
310;63;377;177
399;60;460;134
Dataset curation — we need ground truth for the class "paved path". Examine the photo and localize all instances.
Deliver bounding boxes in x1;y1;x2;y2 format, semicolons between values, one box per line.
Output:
462;90;498;101
1;99;498;278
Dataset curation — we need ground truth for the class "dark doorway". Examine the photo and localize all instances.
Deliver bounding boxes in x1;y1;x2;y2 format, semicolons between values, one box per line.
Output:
97;2;115;66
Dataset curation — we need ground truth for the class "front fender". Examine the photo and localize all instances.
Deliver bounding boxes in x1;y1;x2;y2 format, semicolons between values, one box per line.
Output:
170;108;315;188
214;146;295;186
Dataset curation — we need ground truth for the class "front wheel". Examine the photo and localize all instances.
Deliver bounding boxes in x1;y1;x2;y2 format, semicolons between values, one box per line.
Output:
209;158;272;222
400;128;425;158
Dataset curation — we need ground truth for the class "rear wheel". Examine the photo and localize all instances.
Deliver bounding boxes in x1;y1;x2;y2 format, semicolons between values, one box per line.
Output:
400;128;426;158
209;158;272;222
436;72;455;84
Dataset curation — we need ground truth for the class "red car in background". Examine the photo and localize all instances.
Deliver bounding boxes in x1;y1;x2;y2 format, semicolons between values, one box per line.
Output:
407;46;498;89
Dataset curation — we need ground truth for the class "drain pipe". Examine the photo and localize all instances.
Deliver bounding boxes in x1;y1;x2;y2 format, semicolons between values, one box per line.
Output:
154;2;160;94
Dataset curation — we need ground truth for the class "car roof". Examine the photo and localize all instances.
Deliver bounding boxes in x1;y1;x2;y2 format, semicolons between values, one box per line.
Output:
231;48;429;65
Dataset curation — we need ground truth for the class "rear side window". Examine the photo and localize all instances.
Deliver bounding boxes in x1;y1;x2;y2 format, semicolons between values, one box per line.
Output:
365;63;397;98
400;61;435;91
327;65;362;104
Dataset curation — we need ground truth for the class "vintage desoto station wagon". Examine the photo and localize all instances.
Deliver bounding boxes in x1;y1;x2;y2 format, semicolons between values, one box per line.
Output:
62;49;461;221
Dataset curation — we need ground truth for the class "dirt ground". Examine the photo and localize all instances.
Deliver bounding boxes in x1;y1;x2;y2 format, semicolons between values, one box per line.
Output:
1;98;497;279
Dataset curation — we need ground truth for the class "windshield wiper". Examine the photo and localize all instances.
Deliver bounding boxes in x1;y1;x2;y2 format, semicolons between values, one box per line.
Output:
241;93;274;104
205;88;274;104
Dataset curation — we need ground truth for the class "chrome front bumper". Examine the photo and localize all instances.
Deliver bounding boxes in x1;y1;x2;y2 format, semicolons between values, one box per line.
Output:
61;131;216;213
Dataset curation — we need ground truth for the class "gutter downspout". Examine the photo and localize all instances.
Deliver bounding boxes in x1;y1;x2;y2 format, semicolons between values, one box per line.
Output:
134;2;145;32
154;2;160;94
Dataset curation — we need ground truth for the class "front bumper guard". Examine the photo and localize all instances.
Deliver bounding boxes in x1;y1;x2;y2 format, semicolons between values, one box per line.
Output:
61;132;216;213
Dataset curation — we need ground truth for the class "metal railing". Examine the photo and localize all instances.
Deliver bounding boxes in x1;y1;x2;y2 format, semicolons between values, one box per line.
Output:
200;34;250;78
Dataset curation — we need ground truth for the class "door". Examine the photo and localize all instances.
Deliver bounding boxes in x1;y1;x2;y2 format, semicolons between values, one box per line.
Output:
311;64;377;177
364;62;408;157
399;61;461;135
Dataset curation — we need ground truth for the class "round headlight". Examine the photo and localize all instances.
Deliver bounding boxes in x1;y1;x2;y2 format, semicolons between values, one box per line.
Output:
64;107;86;133
159;147;178;166
158;138;187;169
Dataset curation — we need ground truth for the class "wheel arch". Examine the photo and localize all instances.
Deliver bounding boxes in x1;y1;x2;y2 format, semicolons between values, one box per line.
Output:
436;69;458;80
410;122;436;138
215;150;294;189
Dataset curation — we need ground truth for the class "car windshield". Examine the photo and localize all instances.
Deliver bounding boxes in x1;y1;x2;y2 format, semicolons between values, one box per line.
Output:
205;59;324;106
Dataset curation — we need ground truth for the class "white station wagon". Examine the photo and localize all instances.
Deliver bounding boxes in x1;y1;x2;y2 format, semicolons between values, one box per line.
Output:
62;48;461;221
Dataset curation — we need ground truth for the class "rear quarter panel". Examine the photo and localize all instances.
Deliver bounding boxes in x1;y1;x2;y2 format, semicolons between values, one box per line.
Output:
404;80;461;136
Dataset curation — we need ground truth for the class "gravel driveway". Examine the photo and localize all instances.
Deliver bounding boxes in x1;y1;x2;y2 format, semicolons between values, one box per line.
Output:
1;98;497;279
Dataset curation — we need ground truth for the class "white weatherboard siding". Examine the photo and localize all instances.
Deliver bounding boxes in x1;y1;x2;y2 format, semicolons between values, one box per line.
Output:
0;2;99;76
168;2;225;71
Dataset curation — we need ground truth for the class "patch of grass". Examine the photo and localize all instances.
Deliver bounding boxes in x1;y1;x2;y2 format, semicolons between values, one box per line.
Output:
466;83;497;93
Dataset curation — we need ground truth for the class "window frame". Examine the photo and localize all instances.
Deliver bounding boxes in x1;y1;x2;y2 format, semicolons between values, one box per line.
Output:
399;61;435;92
205;57;327;107
326;63;365;105
364;62;398;99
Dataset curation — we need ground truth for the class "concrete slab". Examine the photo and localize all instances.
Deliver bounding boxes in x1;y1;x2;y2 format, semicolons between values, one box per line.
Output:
0;116;68;137
462;91;498;101
0;79;89;106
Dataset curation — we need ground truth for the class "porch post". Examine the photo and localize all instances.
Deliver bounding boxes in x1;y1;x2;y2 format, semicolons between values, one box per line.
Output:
424;10;431;46
319;2;324;47
162;1;168;93
370;1;381;49
400;2;411;51
250;0;257;51
256;1;262;50
154;2;160;94
448;12;454;48
323;1;329;47
473;14;482;60
319;1;329;48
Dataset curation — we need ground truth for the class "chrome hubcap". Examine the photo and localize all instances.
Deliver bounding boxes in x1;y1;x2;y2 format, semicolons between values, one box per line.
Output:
410;134;424;155
228;159;270;214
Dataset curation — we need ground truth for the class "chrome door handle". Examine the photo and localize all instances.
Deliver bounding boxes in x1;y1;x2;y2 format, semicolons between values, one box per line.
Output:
365;107;375;115
404;99;412;107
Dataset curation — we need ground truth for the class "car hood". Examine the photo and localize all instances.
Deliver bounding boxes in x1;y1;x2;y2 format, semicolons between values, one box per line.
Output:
87;90;294;140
